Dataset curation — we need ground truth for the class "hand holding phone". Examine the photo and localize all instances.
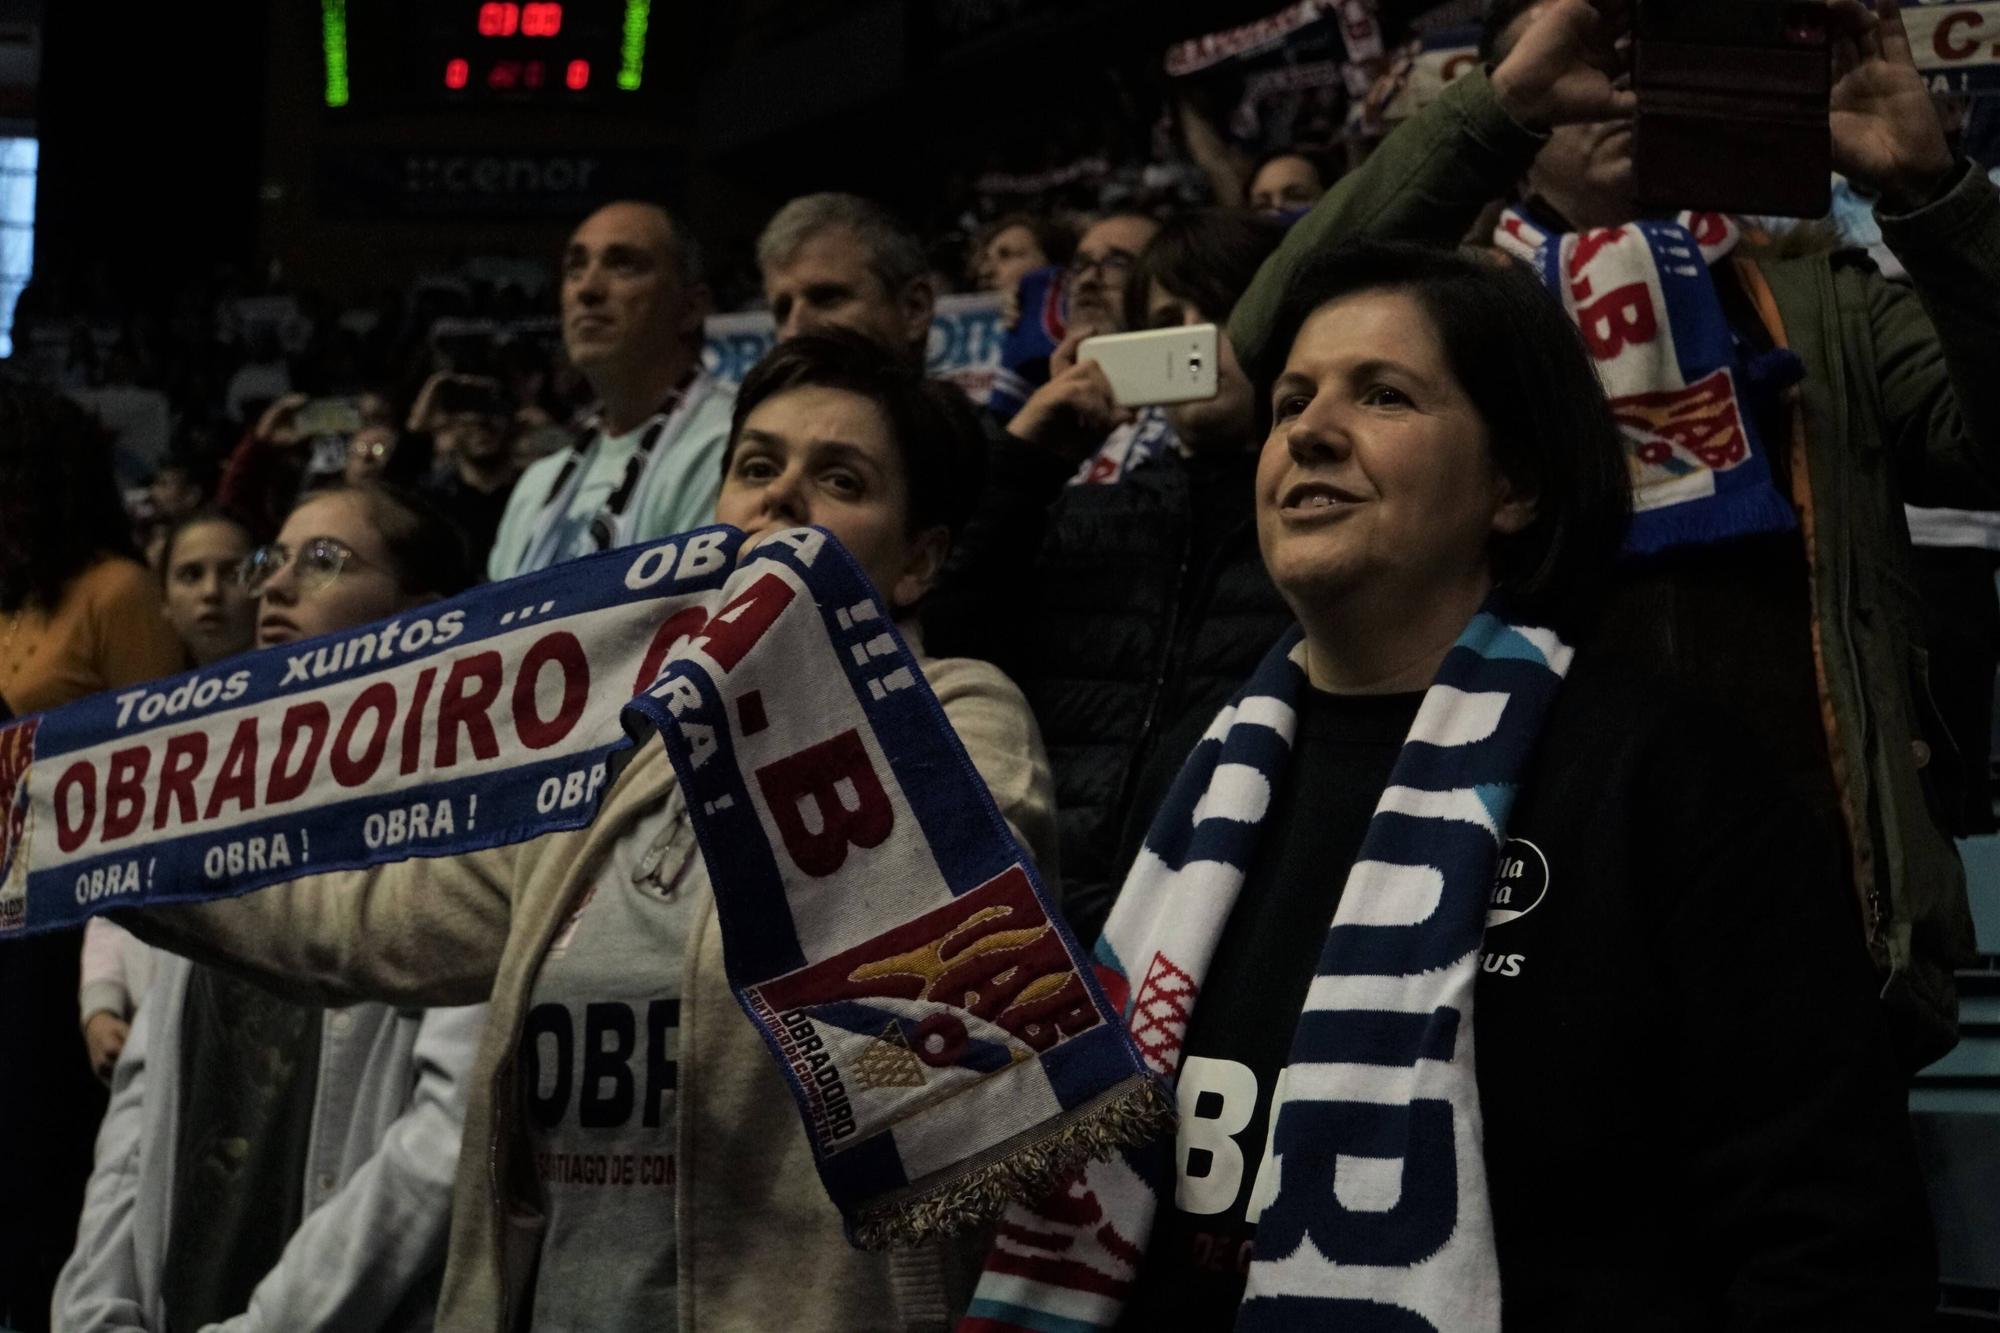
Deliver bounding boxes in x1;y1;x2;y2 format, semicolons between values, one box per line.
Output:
295;397;364;439
1007;333;1130;461
1490;0;1639;131
1825;0;1955;211
1076;324;1221;409
1635;0;1832;218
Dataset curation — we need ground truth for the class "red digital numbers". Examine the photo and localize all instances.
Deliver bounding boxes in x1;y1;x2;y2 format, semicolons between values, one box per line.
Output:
523;4;564;37
461;0;569;98
477;2;518;37
476;2;562;39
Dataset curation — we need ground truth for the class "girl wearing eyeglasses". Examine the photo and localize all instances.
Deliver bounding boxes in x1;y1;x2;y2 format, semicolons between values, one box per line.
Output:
242;485;463;649
57;482;486;1333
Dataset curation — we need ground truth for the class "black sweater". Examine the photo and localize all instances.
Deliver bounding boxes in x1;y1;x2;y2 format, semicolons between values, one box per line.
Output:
1118;652;1935;1330
924;434;1292;942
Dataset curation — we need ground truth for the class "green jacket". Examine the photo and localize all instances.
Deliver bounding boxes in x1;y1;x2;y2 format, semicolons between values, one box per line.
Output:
1229;70;2000;1067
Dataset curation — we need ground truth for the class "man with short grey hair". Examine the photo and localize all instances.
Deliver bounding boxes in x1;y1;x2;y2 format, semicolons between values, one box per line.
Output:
757;192;935;361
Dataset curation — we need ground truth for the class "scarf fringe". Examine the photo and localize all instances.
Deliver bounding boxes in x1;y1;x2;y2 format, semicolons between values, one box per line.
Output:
1628;479;1797;556
852;1075;1172;1251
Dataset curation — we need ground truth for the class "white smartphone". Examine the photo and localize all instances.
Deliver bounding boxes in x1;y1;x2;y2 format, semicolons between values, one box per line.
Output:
1077;324;1220;409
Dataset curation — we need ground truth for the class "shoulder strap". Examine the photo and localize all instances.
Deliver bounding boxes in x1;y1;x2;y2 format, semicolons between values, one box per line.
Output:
537;427;597;515
520;371;709;569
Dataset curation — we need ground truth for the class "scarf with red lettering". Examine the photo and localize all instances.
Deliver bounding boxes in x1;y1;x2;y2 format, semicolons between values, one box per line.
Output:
0;527;1168;1244
1493;207;1800;556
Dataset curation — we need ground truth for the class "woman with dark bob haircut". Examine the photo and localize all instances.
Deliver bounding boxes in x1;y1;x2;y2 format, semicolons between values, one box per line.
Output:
127;329;1056;1333
1243;241;1632;625
969;242;1934;1332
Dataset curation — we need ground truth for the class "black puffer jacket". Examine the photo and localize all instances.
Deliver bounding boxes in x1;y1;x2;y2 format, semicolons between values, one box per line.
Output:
926;435;1294;941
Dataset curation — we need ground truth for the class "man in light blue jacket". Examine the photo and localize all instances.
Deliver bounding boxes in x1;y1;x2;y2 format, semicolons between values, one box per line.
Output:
486;200;736;581
53;953;483;1332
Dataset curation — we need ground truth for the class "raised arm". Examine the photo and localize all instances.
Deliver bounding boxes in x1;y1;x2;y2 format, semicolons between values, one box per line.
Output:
1228;0;1636;371
1826;0;2000;503
929;653;1061;888
920;384;1104;670
1176;95;1251;208
1869;172;2000;505
119;840;520;1010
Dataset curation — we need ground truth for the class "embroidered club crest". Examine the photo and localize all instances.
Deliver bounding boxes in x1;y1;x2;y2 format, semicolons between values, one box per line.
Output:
1611;366;1753;493
853;1024;928;1091
743;863;1103;1154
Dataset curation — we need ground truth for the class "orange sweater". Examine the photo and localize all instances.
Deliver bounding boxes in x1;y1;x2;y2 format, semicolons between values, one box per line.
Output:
0;557;186;718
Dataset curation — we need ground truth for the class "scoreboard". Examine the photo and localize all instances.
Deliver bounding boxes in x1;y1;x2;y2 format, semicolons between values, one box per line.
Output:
323;1;655;110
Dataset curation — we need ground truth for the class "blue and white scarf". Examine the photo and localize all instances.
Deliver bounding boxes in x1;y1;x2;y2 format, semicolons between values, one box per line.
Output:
1071;407;1179;487
1494;207;1801;557
965;605;1571;1332
0;527;1167;1244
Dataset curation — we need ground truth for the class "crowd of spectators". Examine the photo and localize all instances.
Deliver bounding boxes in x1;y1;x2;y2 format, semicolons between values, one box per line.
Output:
0;0;1419;568
1;0;1999;1329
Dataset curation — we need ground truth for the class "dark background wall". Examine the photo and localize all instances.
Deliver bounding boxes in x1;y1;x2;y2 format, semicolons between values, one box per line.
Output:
28;0;1361;303
37;3;268;299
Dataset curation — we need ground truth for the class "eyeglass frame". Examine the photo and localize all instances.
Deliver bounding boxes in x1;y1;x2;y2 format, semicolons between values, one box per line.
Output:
236;536;388;597
1064;248;1140;284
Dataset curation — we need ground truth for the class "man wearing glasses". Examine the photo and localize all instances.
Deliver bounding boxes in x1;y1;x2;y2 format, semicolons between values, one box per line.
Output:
924;211;1305;941
1059;213;1160;347
996;213;1160;454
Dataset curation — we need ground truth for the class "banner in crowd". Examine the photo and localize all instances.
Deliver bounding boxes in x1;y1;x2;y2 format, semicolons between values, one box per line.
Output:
1908;1;2000;96
1164;0;1384;150
702;291;1008;405
1368;2;2000;110
0;525;1163;1240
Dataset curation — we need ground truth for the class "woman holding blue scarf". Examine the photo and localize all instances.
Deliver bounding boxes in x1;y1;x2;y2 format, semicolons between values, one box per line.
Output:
124;330;1058;1333
965;242;1933;1333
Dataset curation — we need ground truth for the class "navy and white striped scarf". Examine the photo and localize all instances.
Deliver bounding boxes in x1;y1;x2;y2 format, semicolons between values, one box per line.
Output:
965;604;1571;1332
